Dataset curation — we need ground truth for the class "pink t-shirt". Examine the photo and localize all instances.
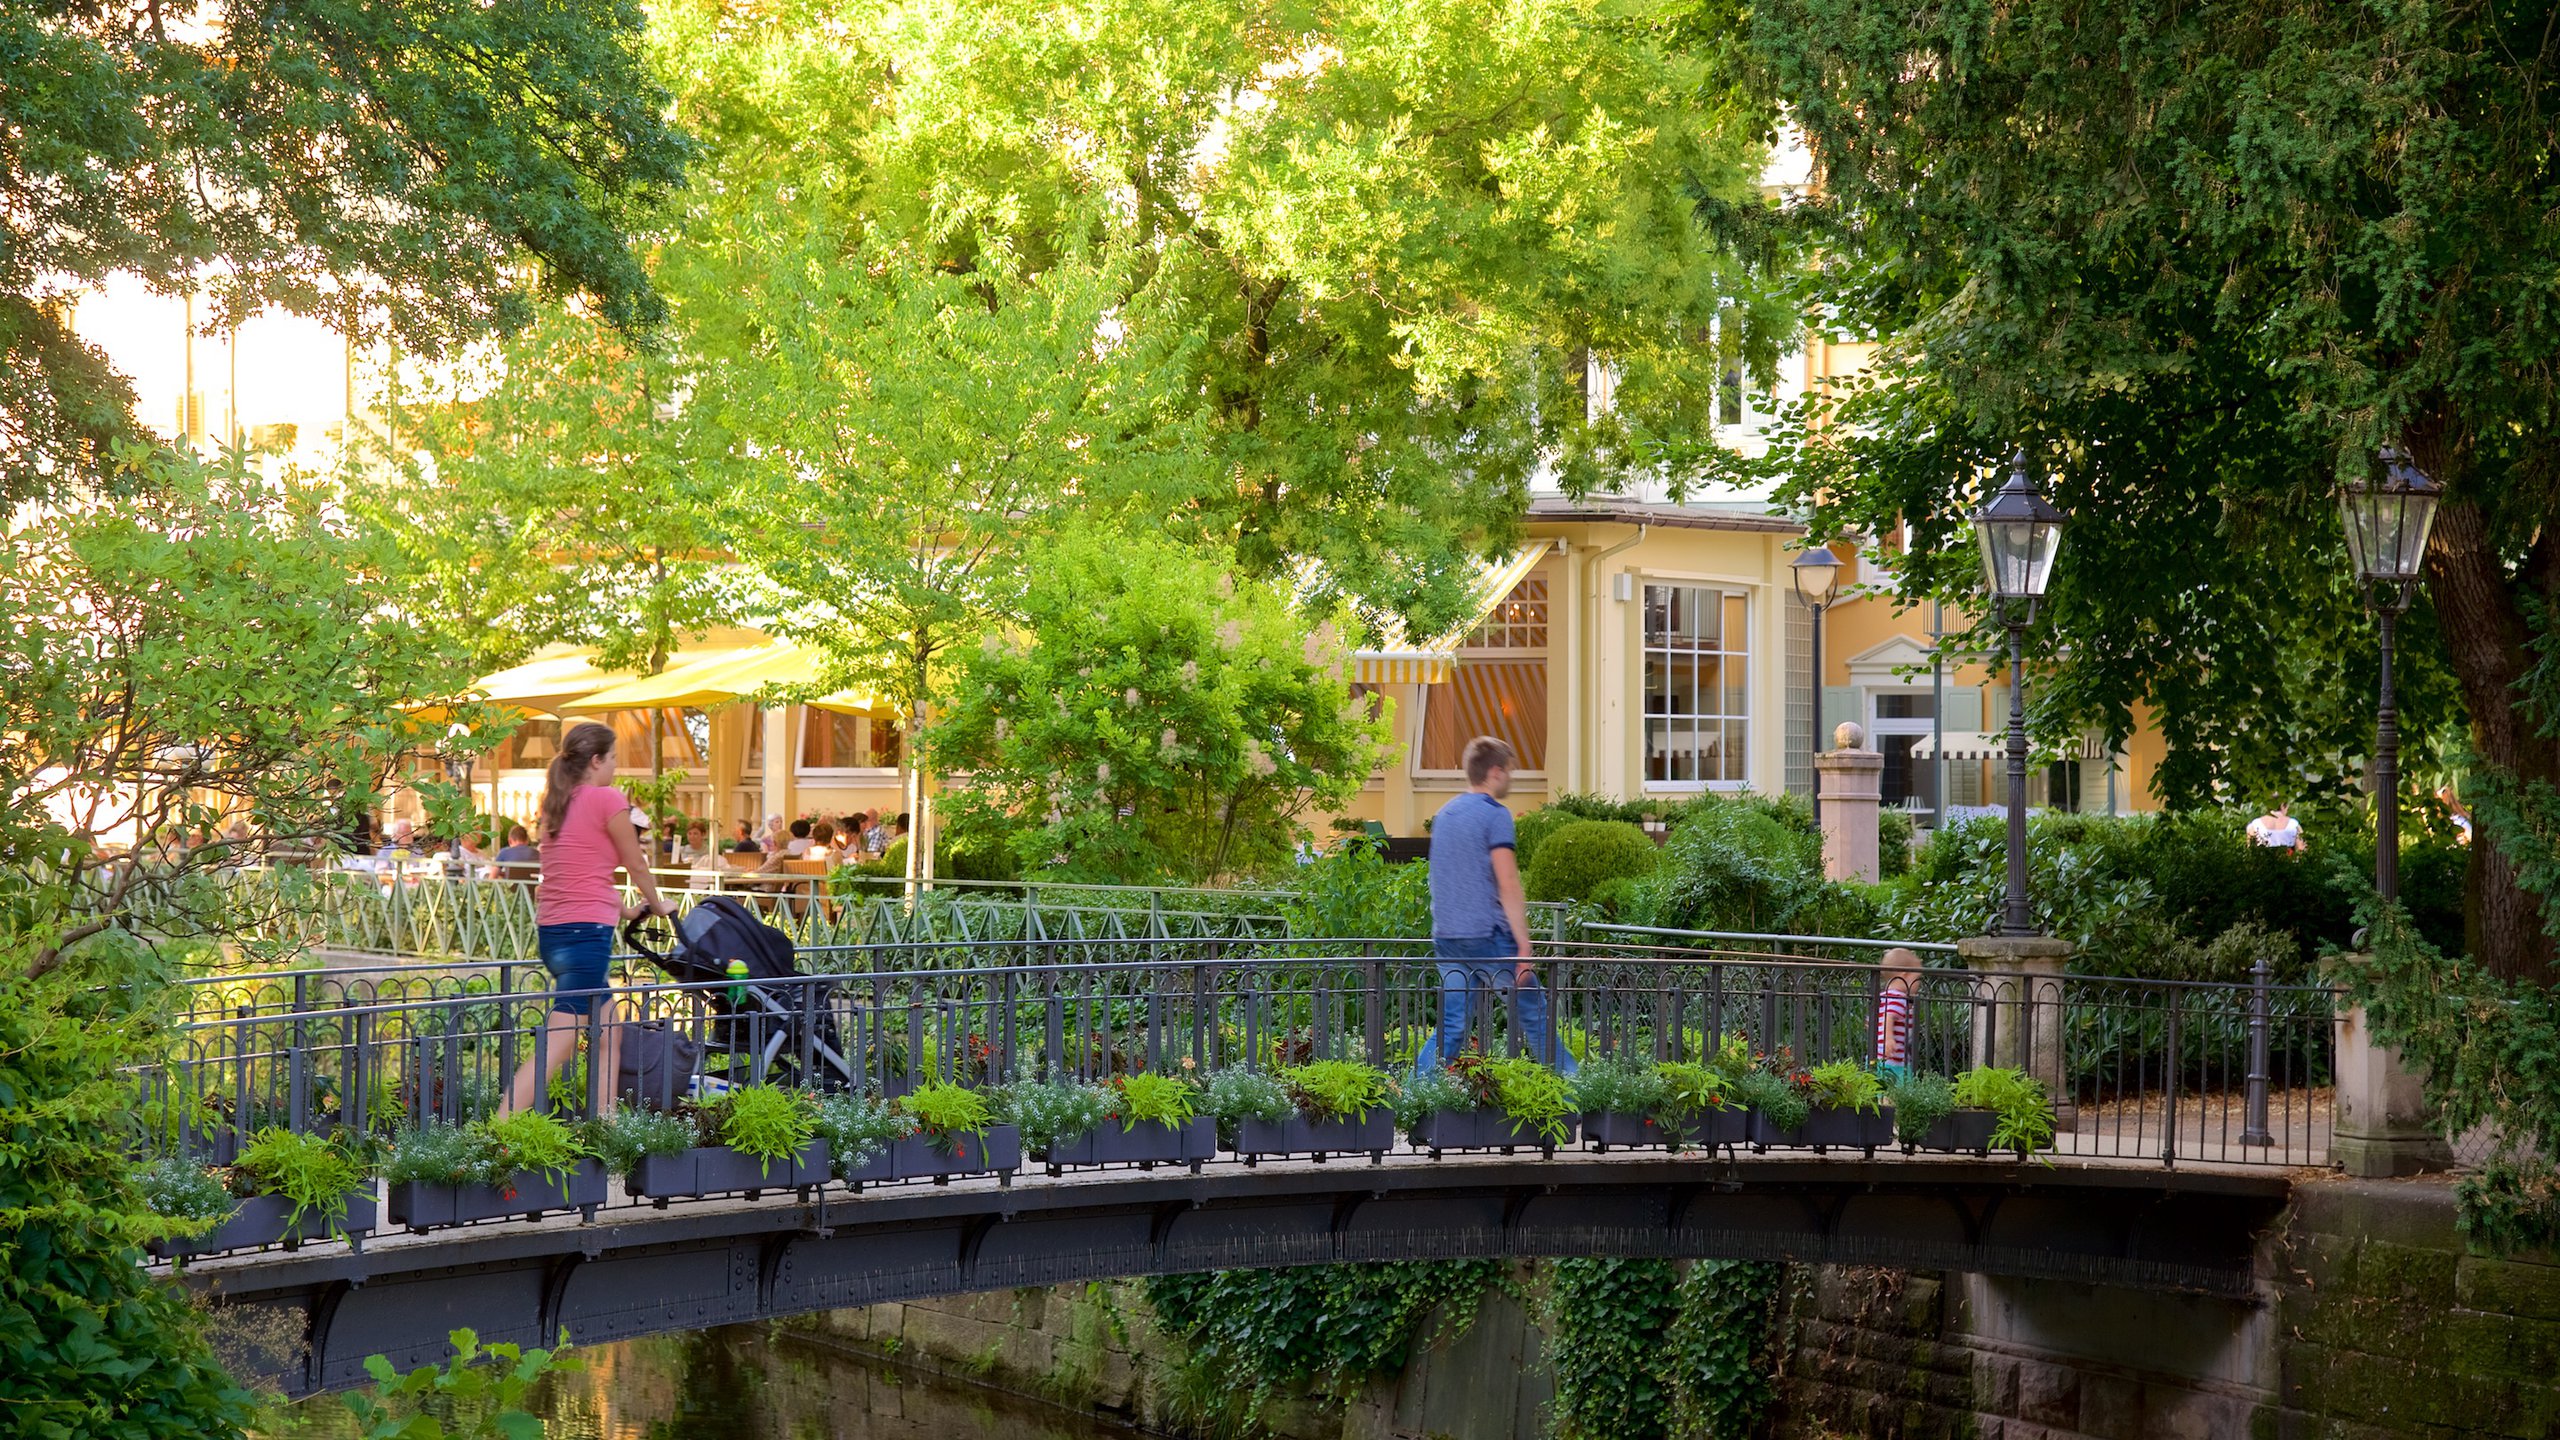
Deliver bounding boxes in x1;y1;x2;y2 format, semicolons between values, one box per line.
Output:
535;786;630;927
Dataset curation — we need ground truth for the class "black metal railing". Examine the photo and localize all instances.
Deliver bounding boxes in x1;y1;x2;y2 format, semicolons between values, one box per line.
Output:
139;941;2337;1173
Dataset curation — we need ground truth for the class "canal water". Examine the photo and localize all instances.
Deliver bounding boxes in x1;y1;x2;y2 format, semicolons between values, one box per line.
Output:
527;1326;1149;1440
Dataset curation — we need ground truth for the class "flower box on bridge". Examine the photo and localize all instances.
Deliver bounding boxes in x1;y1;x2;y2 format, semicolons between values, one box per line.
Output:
150;1191;377;1260
1044;1116;1217;1174
1233;1107;1396;1164
388;1159;607;1232
1585;1108;1748;1154
1409;1109;1582;1157
1750;1107;1896;1155
628;1142;830;1206
883;1125;1021;1185
1910;1110;2000;1156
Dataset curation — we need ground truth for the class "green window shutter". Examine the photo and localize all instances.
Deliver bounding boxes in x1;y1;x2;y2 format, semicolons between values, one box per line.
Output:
1821;687;1862;736
1946;687;1983;732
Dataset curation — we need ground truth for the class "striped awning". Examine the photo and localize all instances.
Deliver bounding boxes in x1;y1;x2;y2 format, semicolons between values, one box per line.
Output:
1354;652;1454;685
1346;542;1551;686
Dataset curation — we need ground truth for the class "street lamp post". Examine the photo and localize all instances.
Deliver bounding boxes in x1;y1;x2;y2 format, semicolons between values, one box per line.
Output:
2341;446;2443;904
1973;451;2068;938
1792;542;1845;829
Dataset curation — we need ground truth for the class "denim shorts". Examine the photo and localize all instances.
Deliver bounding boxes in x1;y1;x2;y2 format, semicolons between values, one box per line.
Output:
537;922;615;1015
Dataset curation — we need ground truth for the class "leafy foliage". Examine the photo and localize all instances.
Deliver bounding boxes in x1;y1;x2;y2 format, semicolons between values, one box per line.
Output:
1114;1072;1202;1131
1665;1261;1784;1439
1547;1259;1684;1439
929;523;1386;883
1953;1068;2058;1153
1522;821;1661;916
0;1;688;507
293;1328;580;1440
384;1113;591;1191
1141;1261;1507;1426
1744;0;2560;973
1280;1061;1393;1122
1477;1057;1577;1145
713;1087;818;1170
1201;1068;1294;1141
1278;848;1433;941
899;1082;994;1148
1733;1067;1811;1134
1887;1071;1958;1145
1803;1061;1886;1116
231;1128;372;1232
1635;800;1826;934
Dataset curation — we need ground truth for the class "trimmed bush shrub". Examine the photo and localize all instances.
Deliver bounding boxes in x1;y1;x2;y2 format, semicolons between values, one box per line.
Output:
1523;820;1659;910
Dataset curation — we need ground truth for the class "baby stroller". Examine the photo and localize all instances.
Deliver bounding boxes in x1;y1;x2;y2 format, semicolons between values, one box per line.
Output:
623;897;855;1090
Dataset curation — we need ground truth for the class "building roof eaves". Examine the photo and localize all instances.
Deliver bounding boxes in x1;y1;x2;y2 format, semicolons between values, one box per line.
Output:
1525;497;1803;535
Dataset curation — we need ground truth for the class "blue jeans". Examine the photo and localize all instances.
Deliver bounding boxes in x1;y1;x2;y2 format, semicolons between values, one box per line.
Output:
537;922;615;1016
1413;927;1576;1075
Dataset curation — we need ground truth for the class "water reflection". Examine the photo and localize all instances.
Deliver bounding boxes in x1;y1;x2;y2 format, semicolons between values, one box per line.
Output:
542;1326;1151;1440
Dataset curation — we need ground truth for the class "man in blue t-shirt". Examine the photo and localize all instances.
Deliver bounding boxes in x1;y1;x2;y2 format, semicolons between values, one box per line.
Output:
1415;736;1574;1075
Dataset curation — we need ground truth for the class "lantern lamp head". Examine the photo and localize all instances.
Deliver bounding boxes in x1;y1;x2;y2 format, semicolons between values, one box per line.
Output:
1790;543;1844;607
2341;445;2442;591
1974;449;2067;606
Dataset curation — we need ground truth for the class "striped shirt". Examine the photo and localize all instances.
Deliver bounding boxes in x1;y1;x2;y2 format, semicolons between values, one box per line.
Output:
1875;986;1912;1066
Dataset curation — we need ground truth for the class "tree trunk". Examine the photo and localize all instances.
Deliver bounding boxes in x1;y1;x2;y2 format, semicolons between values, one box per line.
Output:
2422;495;2560;986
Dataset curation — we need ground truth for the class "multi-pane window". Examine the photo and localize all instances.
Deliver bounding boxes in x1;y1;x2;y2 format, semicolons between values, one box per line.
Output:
800;711;902;770
1419;575;1550;772
1643;584;1749;785
1869;691;1938;811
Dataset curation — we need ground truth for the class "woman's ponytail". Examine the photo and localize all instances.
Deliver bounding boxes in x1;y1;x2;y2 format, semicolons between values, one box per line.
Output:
538;722;618;842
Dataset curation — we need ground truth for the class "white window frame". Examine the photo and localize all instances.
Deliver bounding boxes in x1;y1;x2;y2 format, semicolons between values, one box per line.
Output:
1638;579;1752;793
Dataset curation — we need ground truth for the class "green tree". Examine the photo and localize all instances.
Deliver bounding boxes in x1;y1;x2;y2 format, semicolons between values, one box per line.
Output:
5;0;690;507
354;301;739;798
1746;0;2559;978
2;453;480;1438
927;527;1387;884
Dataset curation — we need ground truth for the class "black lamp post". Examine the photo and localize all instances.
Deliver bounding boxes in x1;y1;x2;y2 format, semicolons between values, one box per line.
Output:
2341;446;2442;903
1974;451;2068;937
1791;542;1845;829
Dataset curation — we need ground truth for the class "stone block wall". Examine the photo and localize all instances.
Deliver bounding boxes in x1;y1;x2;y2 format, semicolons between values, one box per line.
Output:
1779;1175;2560;1440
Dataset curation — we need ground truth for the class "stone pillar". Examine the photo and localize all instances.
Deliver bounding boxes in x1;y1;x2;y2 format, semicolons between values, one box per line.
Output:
1957;933;2077;1128
2331;957;2453;1178
1816;722;1884;883
759;706;797;831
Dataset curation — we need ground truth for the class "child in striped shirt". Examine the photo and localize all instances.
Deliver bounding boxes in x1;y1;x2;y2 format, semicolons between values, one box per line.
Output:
1875;947;1922;1078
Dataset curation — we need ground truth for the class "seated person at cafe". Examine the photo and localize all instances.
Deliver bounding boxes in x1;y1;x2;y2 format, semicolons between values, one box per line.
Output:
674;821;712;864
726;818;758;854
452;832;493;875
782;818;814;858
807;819;840;864
493;824;540;878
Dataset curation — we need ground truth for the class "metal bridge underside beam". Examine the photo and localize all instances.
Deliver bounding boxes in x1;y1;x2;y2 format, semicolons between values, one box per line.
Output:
180;1159;2291;1396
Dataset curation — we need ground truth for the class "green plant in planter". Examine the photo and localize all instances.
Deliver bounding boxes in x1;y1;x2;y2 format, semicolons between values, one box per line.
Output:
1706;1032;1754;1084
480;1108;593;1185
716;1086;818;1172
1804;1060;1887;1115
814;1092;915;1172
998;1079;1111;1153
384;1121;503;1190
1654;1061;1730;1119
1568;1056;1666;1119
1202;1067;1292;1134
589;1107;697;1176
1733;1069;1811;1134
1477;1056;1575;1145
1887;1071;1958;1144
900;1080;993;1149
1395;1066;1478;1129
1281;1059;1391;1121
1114;1071;1202;1131
233;1127;372;1231
136;1157;235;1226
1953;1067;2057;1152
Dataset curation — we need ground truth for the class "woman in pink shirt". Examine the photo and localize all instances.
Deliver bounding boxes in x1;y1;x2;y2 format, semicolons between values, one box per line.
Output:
503;721;675;1113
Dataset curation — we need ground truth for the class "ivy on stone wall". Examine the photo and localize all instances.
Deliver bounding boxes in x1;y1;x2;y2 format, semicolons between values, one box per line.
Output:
1544;1258;1783;1440
1140;1260;1507;1432
1545;1259;1685;1438
1666;1261;1784;1439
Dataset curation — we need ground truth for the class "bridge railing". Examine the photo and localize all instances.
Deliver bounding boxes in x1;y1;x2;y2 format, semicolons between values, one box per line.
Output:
137;943;2335;1171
